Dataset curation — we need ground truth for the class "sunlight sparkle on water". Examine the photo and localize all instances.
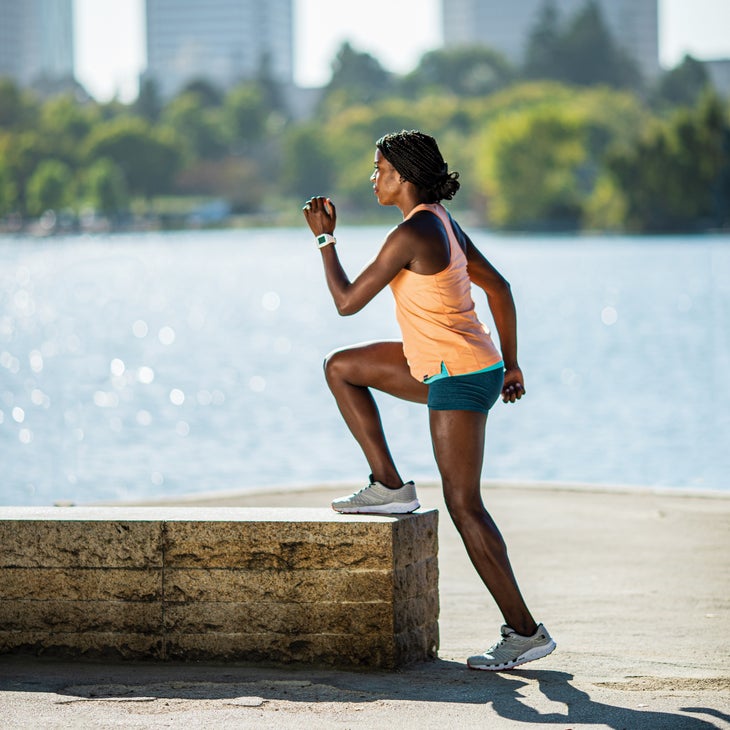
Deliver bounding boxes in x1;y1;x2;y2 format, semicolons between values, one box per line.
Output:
1;228;726;505
30;389;49;407
136;410;152;426
249;375;266;392
29;350;43;372
1;352;20;373
132;320;148;338
169;388;185;405
261;291;281;311
601;306;618;325
110;358;125;376
137;366;155;384
158;326;176;345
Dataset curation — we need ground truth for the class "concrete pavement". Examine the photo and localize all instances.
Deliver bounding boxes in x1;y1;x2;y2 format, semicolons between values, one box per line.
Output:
1;482;728;729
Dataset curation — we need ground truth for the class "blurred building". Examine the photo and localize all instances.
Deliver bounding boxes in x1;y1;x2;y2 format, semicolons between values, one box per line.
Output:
143;0;293;98
442;0;660;80
0;0;74;85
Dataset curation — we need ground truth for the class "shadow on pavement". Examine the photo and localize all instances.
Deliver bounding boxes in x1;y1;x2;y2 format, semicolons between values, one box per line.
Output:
0;657;726;729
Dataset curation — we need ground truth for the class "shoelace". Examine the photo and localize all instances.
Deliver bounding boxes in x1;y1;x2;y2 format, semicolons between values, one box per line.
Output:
487;637;508;653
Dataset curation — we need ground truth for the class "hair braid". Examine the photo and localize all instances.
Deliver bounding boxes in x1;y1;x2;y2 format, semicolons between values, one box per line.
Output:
376;130;460;202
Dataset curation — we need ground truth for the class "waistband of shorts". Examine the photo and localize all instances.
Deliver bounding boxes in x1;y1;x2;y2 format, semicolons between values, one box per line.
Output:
423;360;504;384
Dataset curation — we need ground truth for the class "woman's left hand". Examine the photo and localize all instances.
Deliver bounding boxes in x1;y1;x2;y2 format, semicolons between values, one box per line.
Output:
302;196;337;237
502;366;525;403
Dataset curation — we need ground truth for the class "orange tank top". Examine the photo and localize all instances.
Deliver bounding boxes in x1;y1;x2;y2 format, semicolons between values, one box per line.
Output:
389;203;502;382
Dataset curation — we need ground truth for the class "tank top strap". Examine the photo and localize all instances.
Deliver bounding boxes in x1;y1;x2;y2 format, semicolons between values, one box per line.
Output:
404;202;440;221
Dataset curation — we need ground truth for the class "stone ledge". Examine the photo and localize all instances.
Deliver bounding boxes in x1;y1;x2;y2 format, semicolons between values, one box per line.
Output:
0;507;439;668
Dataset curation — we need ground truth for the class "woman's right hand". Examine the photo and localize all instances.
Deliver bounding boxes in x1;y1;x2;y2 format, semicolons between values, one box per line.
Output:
302;196;337;237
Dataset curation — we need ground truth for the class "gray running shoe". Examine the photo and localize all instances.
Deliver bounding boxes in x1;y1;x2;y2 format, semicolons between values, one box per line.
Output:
467;623;556;671
331;477;420;514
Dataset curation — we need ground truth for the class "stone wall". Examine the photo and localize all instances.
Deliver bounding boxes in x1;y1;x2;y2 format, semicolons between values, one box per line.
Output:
0;506;439;668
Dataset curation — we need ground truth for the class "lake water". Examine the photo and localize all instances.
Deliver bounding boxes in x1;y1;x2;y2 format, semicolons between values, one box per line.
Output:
1;227;728;505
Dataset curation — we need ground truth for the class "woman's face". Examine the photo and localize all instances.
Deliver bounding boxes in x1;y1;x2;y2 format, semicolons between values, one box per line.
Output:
370;149;401;206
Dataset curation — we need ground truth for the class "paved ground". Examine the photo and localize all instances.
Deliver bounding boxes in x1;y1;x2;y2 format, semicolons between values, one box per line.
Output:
1;482;728;729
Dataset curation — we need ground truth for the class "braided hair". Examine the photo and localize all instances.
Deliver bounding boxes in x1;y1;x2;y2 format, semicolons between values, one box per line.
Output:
376;130;460;202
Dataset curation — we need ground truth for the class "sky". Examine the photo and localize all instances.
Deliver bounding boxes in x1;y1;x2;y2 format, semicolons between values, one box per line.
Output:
74;0;730;103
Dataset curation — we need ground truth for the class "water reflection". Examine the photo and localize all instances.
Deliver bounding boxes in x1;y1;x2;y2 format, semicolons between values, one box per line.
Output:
0;229;727;505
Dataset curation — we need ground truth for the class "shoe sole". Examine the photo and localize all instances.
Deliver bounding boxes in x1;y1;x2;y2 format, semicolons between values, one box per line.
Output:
332;500;420;515
467;640;556;671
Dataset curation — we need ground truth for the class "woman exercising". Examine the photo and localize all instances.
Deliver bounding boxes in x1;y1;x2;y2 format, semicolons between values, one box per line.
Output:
302;130;555;671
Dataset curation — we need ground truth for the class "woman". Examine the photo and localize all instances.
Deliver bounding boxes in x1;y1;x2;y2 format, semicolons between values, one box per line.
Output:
302;130;555;671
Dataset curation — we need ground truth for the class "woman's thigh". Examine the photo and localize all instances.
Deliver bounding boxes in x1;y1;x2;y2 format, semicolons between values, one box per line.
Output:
429;408;487;504
325;340;428;404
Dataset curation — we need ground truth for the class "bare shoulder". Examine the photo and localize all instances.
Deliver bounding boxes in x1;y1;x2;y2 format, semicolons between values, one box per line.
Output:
388;210;450;274
395;209;448;249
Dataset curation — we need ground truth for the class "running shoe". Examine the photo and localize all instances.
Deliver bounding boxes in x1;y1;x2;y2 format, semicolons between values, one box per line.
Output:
331;476;420;514
467;623;556;671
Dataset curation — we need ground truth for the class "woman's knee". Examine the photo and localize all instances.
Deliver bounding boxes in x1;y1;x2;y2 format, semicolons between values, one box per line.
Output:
443;486;484;528
323;347;355;386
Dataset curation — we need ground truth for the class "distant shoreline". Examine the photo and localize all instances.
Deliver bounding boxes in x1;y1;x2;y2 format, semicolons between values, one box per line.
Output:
91;478;730;508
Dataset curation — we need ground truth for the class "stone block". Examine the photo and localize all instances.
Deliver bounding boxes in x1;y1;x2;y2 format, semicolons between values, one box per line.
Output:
163;567;393;604
0;600;161;633
164;517;393;570
0;514;162;569
0;568;161;601
163;600;393;636
0;630;164;660
0;506;439;668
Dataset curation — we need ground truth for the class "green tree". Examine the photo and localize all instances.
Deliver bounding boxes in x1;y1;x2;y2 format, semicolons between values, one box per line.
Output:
254;52;287;115
523;1;563;80
25;159;74;216
523;0;641;90
655;55;712;108
402;46;514;98
0;155;18;216
84;117;182;198
161;92;229;160
566;1;642;88
281;124;334;199
179;78;224;107
38;94;100;166
605;93;730;231
477;106;588;229
133;78;163;122
0;78;38;130
80;158;129;216
224;83;269;150
1;131;54;215
320;42;394;115
175;157;263;213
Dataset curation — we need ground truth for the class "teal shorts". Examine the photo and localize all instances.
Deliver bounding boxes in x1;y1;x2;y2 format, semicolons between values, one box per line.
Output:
426;362;504;414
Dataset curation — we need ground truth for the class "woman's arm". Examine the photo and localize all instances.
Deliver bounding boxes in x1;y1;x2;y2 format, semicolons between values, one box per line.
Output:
302;196;414;316
450;216;525;403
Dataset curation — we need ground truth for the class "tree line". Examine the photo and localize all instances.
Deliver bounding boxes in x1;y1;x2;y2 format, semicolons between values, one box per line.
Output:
0;0;728;233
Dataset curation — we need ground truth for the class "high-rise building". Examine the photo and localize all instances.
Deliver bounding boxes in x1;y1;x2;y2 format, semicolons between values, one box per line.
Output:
0;0;74;85
442;0;660;80
144;0;293;98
